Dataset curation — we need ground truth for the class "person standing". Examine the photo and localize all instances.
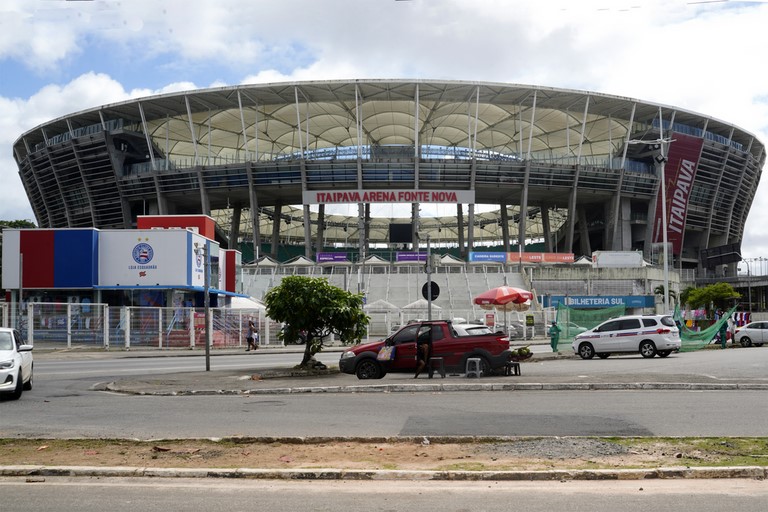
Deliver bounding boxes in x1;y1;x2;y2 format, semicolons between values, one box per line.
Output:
414;326;433;378
719;318;728;349
246;320;259;351
549;320;562;353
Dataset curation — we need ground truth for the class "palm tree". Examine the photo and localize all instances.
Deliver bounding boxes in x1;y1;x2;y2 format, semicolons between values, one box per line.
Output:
654;285;678;305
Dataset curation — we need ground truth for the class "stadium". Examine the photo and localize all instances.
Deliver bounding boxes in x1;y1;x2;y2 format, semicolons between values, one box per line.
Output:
12;79;764;268
7;79;768;342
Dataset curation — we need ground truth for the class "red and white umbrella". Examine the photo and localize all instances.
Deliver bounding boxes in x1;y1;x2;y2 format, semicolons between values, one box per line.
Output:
473;286;533;310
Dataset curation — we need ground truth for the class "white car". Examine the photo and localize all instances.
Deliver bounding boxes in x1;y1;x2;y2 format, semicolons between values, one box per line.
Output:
734;322;767;348
572;314;680;359
0;328;33;400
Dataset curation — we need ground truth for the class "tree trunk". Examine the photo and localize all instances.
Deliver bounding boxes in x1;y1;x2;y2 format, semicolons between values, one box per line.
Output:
300;336;314;367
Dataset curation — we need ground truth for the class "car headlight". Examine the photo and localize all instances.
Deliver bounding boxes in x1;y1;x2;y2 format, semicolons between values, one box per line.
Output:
0;359;14;369
340;351;356;360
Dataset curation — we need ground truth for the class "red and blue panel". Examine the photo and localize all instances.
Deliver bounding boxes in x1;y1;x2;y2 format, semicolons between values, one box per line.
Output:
19;229;98;288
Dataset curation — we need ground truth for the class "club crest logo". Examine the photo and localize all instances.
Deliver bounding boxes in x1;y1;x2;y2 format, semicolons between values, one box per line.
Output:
132;243;154;264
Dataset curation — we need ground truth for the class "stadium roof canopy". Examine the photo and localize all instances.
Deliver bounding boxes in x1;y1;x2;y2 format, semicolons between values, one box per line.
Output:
17;80;760;163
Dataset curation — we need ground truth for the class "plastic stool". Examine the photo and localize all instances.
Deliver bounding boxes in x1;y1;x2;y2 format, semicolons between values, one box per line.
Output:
504;361;521;376
465;357;483;378
428;357;446;379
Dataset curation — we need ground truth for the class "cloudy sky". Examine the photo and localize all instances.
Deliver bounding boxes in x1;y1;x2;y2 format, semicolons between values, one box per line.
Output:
1;0;767;257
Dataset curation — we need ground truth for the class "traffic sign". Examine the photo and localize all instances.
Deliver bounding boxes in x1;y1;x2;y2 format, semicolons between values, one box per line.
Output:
422;281;440;301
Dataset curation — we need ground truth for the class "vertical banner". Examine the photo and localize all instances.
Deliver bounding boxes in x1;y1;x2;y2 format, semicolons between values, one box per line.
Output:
653;133;705;255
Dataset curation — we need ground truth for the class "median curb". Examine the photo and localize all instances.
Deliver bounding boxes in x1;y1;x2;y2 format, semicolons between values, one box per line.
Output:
2;464;766;481
104;381;768;396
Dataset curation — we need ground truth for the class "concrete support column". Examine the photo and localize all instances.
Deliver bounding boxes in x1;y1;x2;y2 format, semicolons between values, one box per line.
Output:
229;204;241;250
467;204;475;255
316;205;325;255
271;203;282;258
578;207;591;256
500;204;510;251
303;204;312;259
457;204;465;258
541;205;553;253
196;168;210;215
411;203;420;251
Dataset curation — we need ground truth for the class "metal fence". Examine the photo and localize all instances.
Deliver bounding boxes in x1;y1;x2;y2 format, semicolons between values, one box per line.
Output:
18;303;281;350
1;301;554;349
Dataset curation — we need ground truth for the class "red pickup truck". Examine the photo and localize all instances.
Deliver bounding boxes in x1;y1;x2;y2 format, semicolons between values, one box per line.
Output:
339;320;512;379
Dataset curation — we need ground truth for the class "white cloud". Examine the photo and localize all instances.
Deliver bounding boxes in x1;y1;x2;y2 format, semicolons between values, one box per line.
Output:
1;0;767;257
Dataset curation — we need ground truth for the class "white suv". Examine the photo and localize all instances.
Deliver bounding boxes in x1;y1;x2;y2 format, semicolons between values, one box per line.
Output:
572;314;680;359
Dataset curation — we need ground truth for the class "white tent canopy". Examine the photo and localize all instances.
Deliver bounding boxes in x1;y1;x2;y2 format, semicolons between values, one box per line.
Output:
440;254;465;266
283;255;316;267
364;299;400;311
245;255;280;267
362;255;391;266
227;296;266;309
402;298;442;310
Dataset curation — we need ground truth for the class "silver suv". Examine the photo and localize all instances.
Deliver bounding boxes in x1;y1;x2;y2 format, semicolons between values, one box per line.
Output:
572;314;680;359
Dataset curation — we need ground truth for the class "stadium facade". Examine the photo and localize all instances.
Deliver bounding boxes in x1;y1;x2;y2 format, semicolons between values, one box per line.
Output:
11;80;765;270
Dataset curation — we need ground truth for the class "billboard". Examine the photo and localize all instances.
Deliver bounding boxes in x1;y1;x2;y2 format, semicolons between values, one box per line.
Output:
98;229;217;288
592;251;644;268
316;252;350;263
652;133;705;255
470;252;575;264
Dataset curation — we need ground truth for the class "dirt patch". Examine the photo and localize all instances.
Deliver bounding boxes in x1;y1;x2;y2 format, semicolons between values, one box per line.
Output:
2;437;767;471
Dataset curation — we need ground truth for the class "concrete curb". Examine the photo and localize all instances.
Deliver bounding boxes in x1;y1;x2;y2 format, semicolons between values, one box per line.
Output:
2;464;766;481
104;381;768;396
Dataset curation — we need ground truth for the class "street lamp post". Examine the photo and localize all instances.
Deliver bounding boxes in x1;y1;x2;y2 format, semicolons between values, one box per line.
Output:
194;243;212;372
628;129;673;314
426;234;432;321
743;259;752;314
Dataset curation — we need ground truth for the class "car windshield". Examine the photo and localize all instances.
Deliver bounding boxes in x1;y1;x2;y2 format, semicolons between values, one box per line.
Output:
0;332;13;350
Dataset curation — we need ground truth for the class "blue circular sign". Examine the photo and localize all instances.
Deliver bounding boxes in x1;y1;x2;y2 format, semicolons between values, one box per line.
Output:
132;243;154;264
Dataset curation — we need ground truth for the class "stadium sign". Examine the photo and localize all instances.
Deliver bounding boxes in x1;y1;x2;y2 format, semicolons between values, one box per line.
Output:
544;295;655;308
469;252;575;263
303;189;475;205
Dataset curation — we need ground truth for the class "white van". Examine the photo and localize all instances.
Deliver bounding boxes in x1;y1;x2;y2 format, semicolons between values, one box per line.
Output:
572;314;680;359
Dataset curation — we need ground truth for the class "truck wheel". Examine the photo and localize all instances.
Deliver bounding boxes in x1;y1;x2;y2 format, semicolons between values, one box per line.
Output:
479;356;492;376
639;340;657;358
577;343;595;360
355;359;383;380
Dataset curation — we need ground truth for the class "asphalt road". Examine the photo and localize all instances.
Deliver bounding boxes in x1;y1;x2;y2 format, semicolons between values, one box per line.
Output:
2;346;768;439
2;478;768;512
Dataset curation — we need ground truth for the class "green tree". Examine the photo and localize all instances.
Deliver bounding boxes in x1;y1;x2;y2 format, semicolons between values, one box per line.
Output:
264;275;369;368
684;282;740;316
679;286;696;308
